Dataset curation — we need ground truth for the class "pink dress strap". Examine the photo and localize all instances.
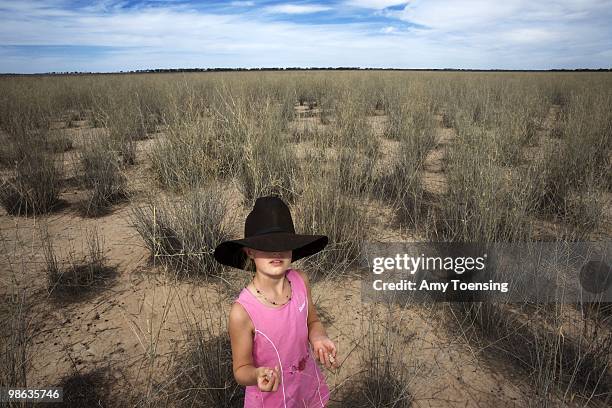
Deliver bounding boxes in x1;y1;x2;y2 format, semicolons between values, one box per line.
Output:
235;268;330;407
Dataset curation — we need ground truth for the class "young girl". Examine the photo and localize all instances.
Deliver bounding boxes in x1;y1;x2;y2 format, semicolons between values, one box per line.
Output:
214;195;339;407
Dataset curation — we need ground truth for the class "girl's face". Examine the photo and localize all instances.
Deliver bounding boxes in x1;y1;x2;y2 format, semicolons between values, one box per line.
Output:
243;247;292;277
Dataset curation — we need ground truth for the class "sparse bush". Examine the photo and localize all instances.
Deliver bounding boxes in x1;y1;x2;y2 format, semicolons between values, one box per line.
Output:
385;100;435;147
332;93;377;153
0;288;30;404
57;367;114;408
229;97;299;207
78;136;128;216
291;119;332;145
44;131;73;153
533;94;610;232
0;147;63;216
162;292;244;407
239;135;299;208
150;106;221;190
130;185;233;279
441;108;455;128
94;91;152;165
334;147;379;198
451;301;612;406
375;141;429;229
43;225;116;300
172;330;243;407
295;179;370;282
340;303;417;407
429;122;533;242
378;102;436;227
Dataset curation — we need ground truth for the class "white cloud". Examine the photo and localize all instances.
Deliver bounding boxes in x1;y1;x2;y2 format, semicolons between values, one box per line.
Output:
503;28;561;44
0;0;610;72
393;0;520;30
346;0;409;9
230;1;255;6
264;4;331;14
393;0;612;30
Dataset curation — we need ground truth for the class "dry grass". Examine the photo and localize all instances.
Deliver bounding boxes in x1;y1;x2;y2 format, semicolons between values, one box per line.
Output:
77;135;129;216
0;70;610;407
0;146;64;216
42;225;118;302
130;184;234;280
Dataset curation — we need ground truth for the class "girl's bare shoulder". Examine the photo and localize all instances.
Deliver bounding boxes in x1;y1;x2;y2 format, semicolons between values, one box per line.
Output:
292;268;311;289
229;301;255;333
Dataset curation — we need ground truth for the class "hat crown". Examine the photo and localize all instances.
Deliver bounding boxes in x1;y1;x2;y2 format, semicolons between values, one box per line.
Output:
245;196;295;237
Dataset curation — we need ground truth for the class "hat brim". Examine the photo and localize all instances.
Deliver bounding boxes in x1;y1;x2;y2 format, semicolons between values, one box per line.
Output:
213;232;328;270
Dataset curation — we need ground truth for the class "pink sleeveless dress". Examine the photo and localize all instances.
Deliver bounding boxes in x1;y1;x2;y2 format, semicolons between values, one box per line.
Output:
235;268;330;407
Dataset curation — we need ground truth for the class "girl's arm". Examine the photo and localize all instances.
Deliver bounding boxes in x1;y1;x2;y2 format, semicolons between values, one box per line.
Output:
229;302;258;385
295;269;338;369
229;302;280;387
295;269;329;343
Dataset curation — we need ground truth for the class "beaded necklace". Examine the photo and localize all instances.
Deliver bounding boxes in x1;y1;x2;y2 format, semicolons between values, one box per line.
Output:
251;274;292;306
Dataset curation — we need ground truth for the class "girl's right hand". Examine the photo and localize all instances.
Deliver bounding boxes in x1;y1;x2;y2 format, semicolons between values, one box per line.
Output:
256;366;280;392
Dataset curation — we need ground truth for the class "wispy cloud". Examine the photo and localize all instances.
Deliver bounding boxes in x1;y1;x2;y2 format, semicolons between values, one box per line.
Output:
230;1;255;6
346;0;409;9
264;4;332;14
0;0;610;72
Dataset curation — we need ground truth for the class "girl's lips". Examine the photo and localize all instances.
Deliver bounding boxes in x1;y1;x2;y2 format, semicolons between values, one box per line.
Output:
270;260;283;264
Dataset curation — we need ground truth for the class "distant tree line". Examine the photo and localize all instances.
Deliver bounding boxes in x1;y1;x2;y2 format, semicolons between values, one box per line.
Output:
2;67;611;76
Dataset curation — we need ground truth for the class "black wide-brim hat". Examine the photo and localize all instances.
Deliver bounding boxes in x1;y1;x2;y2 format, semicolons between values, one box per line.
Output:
213;195;328;270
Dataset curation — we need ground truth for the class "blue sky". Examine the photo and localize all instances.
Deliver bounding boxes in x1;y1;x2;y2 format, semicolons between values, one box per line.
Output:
1;0;611;73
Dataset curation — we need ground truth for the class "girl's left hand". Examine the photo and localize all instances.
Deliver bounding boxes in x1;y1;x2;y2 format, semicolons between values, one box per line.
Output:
311;336;338;370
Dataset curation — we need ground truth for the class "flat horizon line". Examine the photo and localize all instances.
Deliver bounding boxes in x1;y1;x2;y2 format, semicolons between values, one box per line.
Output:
2;67;612;76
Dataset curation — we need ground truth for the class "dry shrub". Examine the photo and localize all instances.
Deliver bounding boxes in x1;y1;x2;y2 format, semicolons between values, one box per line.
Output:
0;90;71;215
325;92;381;200
429;123;533;242
332;93;377;153
77;136;128;216
533;98;609;234
385;99;435;146
150;104;222;190
229;98;299;207
294;179;370;282
441;108;456;128
154;81;231;187
445;240;612;406
160;291;242;407
171;327;243;407
339;303;417;407
549;88;570;107
56;367;115;408
450;301;612;407
280;88;296;123
333;147;379;198
375;140;428;229
44;130;74;153
42;225;117;301
130;185;233;279
378;98;435;227
0;147;64;216
93;88;158;165
239;135;299;208
290;119;331;146
0;289;30;405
